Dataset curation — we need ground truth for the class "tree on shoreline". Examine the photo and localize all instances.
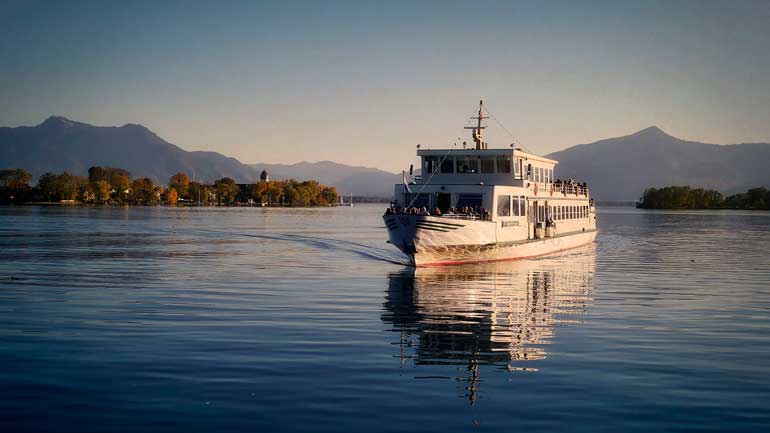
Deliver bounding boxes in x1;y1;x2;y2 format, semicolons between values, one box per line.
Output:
168;173;190;199
2;166;339;207
638;186;769;210
0;169;33;203
214;177;240;205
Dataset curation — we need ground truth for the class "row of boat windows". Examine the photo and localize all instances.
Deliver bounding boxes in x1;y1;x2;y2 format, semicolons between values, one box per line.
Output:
496;195;590;220
423;156;553;182
548;205;590;221
405;192;590;220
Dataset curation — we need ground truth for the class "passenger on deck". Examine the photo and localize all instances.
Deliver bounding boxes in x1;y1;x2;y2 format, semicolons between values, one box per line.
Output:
432;207;442;216
419;207;430;216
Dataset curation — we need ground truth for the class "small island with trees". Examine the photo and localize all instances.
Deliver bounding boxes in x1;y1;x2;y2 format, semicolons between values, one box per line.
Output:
0;167;339;207
637;185;770;210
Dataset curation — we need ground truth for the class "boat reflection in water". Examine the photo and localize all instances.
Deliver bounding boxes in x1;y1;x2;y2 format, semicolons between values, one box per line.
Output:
382;245;596;404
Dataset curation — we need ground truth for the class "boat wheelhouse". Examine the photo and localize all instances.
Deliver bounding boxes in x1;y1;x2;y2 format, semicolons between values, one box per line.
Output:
384;101;596;266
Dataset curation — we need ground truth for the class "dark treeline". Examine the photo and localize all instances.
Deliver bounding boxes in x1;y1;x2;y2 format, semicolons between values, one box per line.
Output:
638;186;770;210
0;167;338;206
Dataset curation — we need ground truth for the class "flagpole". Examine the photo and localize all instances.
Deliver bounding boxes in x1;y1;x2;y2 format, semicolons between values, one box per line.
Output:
402;170;406;209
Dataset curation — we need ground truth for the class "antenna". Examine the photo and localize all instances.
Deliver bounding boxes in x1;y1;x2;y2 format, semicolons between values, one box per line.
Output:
464;100;489;149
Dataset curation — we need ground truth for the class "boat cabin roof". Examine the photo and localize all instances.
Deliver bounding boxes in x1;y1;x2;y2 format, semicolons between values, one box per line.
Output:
417;148;558;166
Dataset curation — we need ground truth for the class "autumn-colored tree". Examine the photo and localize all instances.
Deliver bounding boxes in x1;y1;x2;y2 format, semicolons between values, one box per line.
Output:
166;187;178;204
320;186;338;205
1;169;32;190
168;172;190;199
93;180;111;203
130;178;159;205
0;169;33;203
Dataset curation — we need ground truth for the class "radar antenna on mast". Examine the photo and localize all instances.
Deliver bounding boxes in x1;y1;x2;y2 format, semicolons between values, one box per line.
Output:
464;100;489;149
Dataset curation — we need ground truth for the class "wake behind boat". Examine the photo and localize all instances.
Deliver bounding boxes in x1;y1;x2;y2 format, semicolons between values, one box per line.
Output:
384;101;596;266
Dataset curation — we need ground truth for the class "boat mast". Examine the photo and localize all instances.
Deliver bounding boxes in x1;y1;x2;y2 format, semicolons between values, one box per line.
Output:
465;100;488;150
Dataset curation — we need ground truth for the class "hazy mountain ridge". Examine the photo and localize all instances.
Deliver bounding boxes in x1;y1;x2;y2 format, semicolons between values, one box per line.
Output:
0;117;399;195
250;161;399;197
0;116;259;183
547;126;770;201
3;118;768;201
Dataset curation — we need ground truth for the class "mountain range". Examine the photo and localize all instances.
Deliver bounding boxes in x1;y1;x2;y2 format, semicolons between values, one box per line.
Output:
0;116;398;196
1;117;769;201
547;126;770;200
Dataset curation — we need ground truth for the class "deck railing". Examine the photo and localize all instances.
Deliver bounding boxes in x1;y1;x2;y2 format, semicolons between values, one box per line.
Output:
528;182;589;197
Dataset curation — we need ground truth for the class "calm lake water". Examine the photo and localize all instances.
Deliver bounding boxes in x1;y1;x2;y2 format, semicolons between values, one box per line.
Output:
1;205;769;432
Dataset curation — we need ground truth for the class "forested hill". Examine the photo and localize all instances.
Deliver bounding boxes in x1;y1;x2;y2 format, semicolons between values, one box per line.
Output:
0;116;259;183
547;127;770;201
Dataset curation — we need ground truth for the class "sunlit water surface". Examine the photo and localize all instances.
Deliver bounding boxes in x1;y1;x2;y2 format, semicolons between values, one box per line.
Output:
1;205;769;432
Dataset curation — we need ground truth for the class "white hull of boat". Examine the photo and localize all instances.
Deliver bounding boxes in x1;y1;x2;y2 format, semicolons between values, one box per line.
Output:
384;214;596;266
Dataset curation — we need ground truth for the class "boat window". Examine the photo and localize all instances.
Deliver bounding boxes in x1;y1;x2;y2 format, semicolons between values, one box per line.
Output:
513;196;525;216
514;158;521;178
497;195;510;216
539;167;544;183
456;194;483;209
526;163;532;180
457;157;478;174
497;157;511;174
480;158;495;174
557;206;561;220
423;157;437;175
440;157;454;174
549;169;554;183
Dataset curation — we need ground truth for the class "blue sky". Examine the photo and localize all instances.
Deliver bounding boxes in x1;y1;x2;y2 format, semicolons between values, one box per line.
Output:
2;0;769;171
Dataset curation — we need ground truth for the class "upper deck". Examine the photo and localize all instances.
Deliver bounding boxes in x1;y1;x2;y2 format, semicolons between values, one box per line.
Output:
415;147;558;187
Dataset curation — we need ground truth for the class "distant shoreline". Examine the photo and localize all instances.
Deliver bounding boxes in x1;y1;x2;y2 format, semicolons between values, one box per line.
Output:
637;185;769;210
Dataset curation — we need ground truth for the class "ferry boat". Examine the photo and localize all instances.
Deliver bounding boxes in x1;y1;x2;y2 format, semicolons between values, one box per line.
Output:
384;101;596;266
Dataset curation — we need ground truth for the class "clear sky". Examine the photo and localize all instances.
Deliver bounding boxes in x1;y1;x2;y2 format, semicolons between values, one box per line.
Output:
2;0;769;172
